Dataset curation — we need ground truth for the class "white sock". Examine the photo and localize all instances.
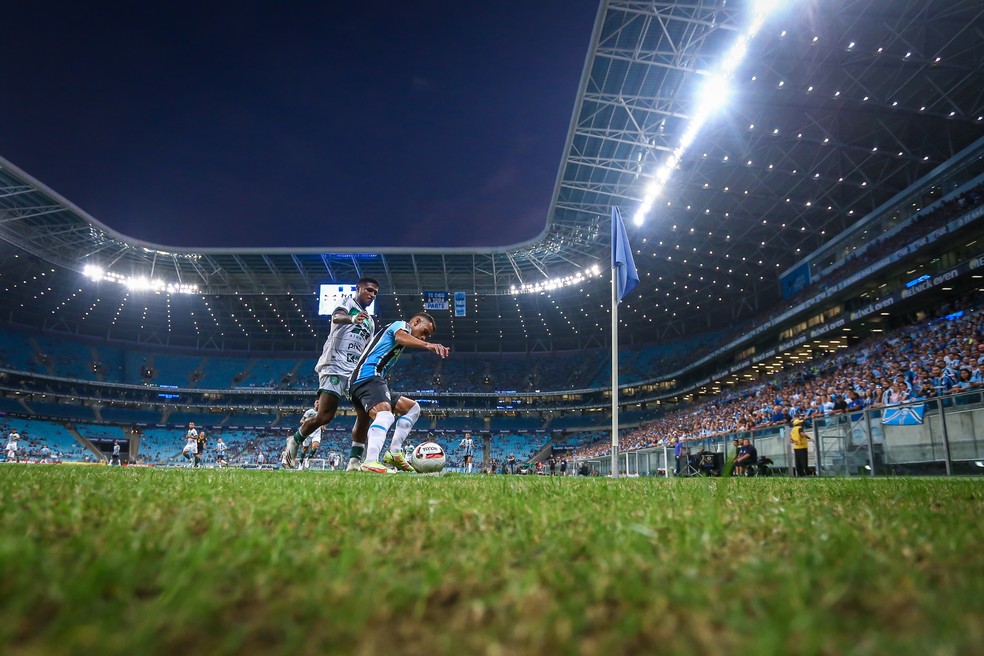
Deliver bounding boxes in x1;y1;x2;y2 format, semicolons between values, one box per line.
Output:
466;462;473;473
365;411;395;463
389;402;420;455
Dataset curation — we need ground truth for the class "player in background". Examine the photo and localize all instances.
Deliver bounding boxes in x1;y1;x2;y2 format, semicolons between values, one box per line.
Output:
182;422;198;467
5;430;20;463
459;433;475;473
111;441;122;466
348;312;449;473
282;278;379;471
297;401;322;470
194;430;207;468
40;444;51;464
215;437;228;467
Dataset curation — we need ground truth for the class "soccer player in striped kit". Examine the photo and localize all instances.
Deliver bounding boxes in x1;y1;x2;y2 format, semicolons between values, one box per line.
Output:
348;312;449;473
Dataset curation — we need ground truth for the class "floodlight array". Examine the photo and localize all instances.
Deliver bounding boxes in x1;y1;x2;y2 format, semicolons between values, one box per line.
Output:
83;264;199;295
510;265;603;295
632;0;789;226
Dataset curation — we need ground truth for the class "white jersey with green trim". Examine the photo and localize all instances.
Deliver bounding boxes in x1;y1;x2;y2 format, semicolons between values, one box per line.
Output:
315;297;376;377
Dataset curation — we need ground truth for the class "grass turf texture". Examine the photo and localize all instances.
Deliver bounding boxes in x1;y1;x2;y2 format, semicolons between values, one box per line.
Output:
1;468;983;656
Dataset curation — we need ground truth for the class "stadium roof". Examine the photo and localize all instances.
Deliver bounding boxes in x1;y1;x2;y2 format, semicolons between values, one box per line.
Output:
2;0;983;353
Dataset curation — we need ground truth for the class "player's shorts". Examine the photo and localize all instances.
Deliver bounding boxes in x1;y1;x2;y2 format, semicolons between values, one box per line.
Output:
350;377;397;414
317;371;350;398
182;443;198;454
302;427;322;448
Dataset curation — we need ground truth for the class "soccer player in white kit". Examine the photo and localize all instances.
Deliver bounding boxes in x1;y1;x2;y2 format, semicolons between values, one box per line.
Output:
5;430;20;463
459;433;475;473
216;437;228;467
282;278;379;471
182;422;198;467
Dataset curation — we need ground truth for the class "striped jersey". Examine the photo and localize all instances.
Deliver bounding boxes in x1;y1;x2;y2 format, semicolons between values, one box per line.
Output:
315;297;376;377
350;320;410;386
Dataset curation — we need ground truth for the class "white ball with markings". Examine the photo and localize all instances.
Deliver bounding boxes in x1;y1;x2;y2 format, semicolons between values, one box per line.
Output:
410;442;446;473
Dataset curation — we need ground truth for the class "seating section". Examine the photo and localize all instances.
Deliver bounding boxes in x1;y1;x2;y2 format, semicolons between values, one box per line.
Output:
1;418;89;462
25;401;97;422
0;324;697;393
0;329;43;373
100;406;164;424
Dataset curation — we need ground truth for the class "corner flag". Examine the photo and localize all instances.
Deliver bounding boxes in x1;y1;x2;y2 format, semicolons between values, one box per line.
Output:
612;207;639;302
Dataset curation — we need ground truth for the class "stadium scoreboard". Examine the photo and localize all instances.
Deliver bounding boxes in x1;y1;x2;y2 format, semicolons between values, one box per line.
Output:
318;283;376;316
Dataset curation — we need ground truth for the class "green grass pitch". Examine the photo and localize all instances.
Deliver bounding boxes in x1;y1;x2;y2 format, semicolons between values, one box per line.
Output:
1;466;983;655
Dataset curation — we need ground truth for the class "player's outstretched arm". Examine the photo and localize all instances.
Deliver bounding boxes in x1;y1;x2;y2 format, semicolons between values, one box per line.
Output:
394;330;449;358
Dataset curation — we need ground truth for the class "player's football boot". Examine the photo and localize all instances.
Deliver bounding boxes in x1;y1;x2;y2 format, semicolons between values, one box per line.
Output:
359;461;396;474
382;450;415;472
281;435;298;469
345;458;362;471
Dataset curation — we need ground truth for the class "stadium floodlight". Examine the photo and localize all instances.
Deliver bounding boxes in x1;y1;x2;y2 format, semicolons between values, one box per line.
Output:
510;264;604;295
82;264;199;295
82;264;105;281
632;0;791;226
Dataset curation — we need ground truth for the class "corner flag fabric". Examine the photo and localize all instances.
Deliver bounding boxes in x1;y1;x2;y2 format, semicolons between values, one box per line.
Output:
612;207;639;302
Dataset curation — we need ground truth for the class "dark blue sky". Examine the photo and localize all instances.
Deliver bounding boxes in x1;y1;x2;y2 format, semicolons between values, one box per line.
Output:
3;1;600;249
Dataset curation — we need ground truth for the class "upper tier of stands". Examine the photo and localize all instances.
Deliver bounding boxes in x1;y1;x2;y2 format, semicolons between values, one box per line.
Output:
0;328;625;393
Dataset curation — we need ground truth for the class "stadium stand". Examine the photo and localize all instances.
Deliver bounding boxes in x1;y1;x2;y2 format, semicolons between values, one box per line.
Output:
2;418;89;462
578;295;984;463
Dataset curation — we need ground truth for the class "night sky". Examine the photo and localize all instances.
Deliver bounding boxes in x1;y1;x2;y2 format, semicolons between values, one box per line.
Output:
3;1;600;249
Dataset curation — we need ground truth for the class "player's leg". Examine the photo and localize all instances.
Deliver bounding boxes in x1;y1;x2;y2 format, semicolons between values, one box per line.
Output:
350;379;397;472
285;387;341;468
348;408;370;470
306;432;322;469
363;401;395;467
382;395;418;471
388;396;420;456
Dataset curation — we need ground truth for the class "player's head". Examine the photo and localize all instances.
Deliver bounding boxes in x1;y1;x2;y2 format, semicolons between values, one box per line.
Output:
356;278;380;306
189;422;195;429
408;312;437;339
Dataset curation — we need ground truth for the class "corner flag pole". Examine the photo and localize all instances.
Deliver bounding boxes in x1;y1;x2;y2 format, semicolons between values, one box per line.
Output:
611;260;620;478
610;206;639;480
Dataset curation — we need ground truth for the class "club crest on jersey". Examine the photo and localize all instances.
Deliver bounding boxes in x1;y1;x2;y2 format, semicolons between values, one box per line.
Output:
330;375;340;385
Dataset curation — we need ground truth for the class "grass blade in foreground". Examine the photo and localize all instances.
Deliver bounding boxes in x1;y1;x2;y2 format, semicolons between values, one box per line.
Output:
1;466;982;655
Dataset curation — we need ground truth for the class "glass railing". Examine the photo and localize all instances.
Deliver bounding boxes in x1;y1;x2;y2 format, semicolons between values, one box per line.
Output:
584;390;984;477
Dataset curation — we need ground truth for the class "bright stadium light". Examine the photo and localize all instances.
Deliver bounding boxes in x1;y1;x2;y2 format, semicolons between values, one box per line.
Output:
82;264;199;295
633;0;792;226
510;265;604;295
82;264;105;281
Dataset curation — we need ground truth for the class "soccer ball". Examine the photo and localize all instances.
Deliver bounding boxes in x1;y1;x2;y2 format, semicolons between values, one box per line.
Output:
410;442;446;473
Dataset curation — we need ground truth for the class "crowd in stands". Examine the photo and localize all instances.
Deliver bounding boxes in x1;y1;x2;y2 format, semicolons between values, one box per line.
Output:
578;294;984;458
1;419;90;462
